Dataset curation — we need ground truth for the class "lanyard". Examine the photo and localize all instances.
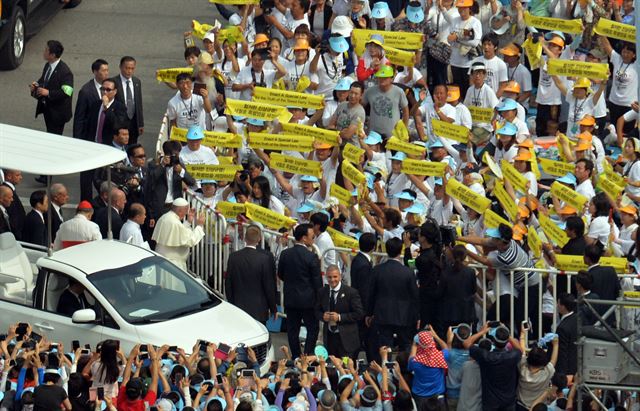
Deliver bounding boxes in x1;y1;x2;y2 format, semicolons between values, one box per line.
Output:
573;98;587;122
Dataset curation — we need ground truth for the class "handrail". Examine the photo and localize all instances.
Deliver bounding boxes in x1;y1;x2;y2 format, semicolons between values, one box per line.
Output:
155;113;170;159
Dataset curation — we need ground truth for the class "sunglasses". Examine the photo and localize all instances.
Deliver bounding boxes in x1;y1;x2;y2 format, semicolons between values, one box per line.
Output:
100;87;114;92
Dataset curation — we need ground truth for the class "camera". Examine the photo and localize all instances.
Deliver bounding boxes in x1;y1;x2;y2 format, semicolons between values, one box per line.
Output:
440;225;457;247
260;0;275;13
531;32;542;44
163;155;180;167
239;170;250;181
319;39;331;54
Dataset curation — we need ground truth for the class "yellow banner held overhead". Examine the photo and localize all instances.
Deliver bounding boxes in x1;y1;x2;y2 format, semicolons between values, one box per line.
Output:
401;159;447;177
603;160;625;187
597;173;624;200
483;152;503;179
352;29;423;53
538;213;569;247
216;201;246;219
394;120;410;142
494;181;518;221
554;254;628;273
343;143;365;165
539;158;575;177
522;37;543;70
170;127;243;149
431;119;469;143
523;11;583;33
270;152;322;178
225;99;293;123
483;209;511;229
550;181;588;212
209;0;259;4
192;20;215;39
528;227;542;258
468;106;494;124
385;136;426;157
327;227;360;250
501;159;529;193
245;202;296;229
330;184;353;207
185;164;242;181
383;45;417;67
156;67;194;83
217;156;235;165
248;132;315;152
252;87;325;110
446;178;492;214
342;161;366;186
547;59;609;80
594;18;636;43
218;26;245;45
280;123;340;147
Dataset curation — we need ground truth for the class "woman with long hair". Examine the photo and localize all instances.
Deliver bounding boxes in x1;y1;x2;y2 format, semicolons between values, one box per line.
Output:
82;340;124;399
251;175;285;215
438;245;477;330
586;192;617;247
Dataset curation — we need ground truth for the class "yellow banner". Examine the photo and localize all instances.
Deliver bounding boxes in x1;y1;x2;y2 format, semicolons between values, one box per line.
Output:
170;127;243;149
528;227;542;258
342;161;366;185
248;132;314;152
523;11;583;33
252;87;325;110
383;45;416;67
280;123;340;147
522;37;542;70
394;120;410;142
494;182;518;221
218;26;245;45
327;227;360;250
597;173;624;200
501;159;529;193
594;18;636;43
208;0;259;4
185;164;242;181
330;184;353;207
216;201;246;219
217;156;235;165
245;202;296;229
554;254;628;273
225;99;292;123
352;29;423;54
539;158;575;177
550;181;588;212
401;159;447;177
385;136;426;157
603;160;625;187
483;209;511;229
192;20;215;40
156;67;194;83
343;143;365;165
483;151;503;179
547;59;609;80
468;106;494;124
431;119;469;143
446;178;491;213
539;213;569;247
270;152;322;178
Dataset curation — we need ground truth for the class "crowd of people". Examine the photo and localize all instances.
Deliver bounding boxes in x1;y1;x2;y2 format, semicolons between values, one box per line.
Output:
0;0;639;409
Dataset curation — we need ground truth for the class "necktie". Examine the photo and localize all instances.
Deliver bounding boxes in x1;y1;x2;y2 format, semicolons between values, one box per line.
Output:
330;289;336;311
96;108;106;143
43;64;52;86
126;80;135;119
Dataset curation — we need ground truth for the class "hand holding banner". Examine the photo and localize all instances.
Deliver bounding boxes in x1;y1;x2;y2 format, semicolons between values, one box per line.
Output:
343;143;365;164
342;161;366;185
225;99;293;123
330;184;353;207
594;18;635;43
156;68;194;83
446;178;491;213
281;123;340;147
538;158;575;177
385;136;426;157
248;132;315;152
245;202;296;229
550;181;588;212
431;119;469;143
523;12;583;33
270;152;322;178
538;213;569;247
501;160;529;193
185;164;242;181
171;127;243;148
401;159;447;176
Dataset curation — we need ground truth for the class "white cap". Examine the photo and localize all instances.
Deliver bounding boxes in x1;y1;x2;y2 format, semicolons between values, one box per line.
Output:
203;31;216;43
331;16;354;37
214;116;229;132
173;198;189;207
229;13;242;26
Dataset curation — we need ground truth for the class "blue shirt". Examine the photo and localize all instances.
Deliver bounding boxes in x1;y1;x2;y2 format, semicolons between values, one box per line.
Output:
407;352;449;397
446;349;470;399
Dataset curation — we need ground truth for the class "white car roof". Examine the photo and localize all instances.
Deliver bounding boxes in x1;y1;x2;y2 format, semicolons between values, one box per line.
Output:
46;240;155;274
0;123;127;175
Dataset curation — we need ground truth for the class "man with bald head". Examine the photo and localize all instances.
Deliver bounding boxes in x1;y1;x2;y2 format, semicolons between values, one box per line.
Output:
50;183;69;237
0;186;14;234
93;188;126;239
120;203;149;248
2;169;25;240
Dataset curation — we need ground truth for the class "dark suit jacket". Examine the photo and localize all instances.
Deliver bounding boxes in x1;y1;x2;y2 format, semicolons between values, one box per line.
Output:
588;265;621;301
93;207;124;239
56;289;89;317
2;183;25;241
316;284;364;353
145;162;196;220
89;100;128;146
368;259;419;327
22;210;48;247
556;312;578;376
225;247;277;322
278;244;322;310
111;75;144;129
0;210;10;235
73;79;101;140
35;60;74;124
51;205;63;240
350;252;372;311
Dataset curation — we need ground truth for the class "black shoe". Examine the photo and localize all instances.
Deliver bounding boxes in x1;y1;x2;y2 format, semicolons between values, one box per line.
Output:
35;176;47;184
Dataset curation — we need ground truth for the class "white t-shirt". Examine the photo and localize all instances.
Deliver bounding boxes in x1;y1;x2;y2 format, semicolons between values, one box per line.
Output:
314;52;346;100
494;144;518;164
315;231;337;268
624;160;640;197
426;194;453;225
453;103;473;129
588;215;612;245
385;173;410;207
269;8;291;45
610;50;638;106
233;66;277;101
576;178;595;201
425;103;458;145
427;6;457;43
536;57;562;105
507;64;532;94
284;12;311;48
463;83;499;130
167;93;207;130
445;12;482;69
394;67;424;88
566;93;598;138
180;145;219;166
470;55;508;94
283;60;319;92
216;56;248;101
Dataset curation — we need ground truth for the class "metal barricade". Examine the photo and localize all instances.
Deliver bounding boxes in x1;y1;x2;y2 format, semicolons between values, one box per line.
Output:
155;113;170;158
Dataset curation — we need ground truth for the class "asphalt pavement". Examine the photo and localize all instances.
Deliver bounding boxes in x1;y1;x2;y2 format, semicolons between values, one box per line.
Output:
0;0;225;207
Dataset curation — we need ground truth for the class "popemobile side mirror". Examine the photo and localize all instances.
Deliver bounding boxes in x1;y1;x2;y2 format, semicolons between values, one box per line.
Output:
71;308;97;324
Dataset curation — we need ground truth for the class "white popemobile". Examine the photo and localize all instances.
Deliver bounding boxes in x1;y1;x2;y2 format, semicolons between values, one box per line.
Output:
0;123;274;373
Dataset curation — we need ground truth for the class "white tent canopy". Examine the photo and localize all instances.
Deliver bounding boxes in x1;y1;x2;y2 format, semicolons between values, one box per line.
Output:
0;123;127;175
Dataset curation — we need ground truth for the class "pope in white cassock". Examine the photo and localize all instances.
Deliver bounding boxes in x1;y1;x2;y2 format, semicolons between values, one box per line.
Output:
151;197;205;271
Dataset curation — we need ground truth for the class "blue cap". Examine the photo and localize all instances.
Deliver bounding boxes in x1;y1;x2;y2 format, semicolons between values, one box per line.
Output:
368;34;385;45
405;203;426;214
497;98;518;112
329;36;350;53
366;173;375;189
394;191;417;201
364;131;383;145
434;177;444;186
497;122;518;136
390;151;407;161
544;30;566;41
232;115;246;121
453;143;467;151
486;228;502;239
207;396;227;411
557;173;577;186
201;179;218;185
429;140;445;149
334;77;354;91
556;221;567;230
406;4;425;23
314;345;329;360
300;175;319;183
371;2;391;18
186;125;204;140
296;202;315;213
247;118;265;127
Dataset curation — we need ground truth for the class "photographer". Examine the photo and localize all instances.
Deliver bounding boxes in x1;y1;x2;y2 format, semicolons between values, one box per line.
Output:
232;48;287;101
311;34;351;101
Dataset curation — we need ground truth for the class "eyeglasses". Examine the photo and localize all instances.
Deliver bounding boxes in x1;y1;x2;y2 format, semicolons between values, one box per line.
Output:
100;87;114;92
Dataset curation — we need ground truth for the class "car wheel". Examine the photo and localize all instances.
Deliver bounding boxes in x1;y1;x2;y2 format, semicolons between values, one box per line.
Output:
0;7;26;70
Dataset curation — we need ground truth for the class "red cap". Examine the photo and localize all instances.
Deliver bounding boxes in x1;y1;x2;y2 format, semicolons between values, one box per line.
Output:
77;200;93;211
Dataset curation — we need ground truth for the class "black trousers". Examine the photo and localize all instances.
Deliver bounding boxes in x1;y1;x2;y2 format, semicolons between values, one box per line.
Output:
326;330;352;358
80;170;94;201
427;53;449;95
610;101;636;135
375;323;413;361
43;112;65;135
285;307;319;359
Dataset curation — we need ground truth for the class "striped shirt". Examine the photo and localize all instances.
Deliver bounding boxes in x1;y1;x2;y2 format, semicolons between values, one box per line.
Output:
489;240;538;296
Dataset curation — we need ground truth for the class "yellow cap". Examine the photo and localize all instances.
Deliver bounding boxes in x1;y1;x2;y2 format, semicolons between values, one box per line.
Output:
548;36;565;48
619;205;637;215
504;80;521;94
558;205;577;215
518;205;531;219
500;43;521;57
198;51;214;65
579;115;596;127
514;150;533;162
512;223;528;241
573;77;592;89
253;33;270;45
518;139;534;149
519;196;538;211
455;0;474;7
447;85;461;102
577;131;593;142
293;39;310;51
315;141;333;150
575;139;591;151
